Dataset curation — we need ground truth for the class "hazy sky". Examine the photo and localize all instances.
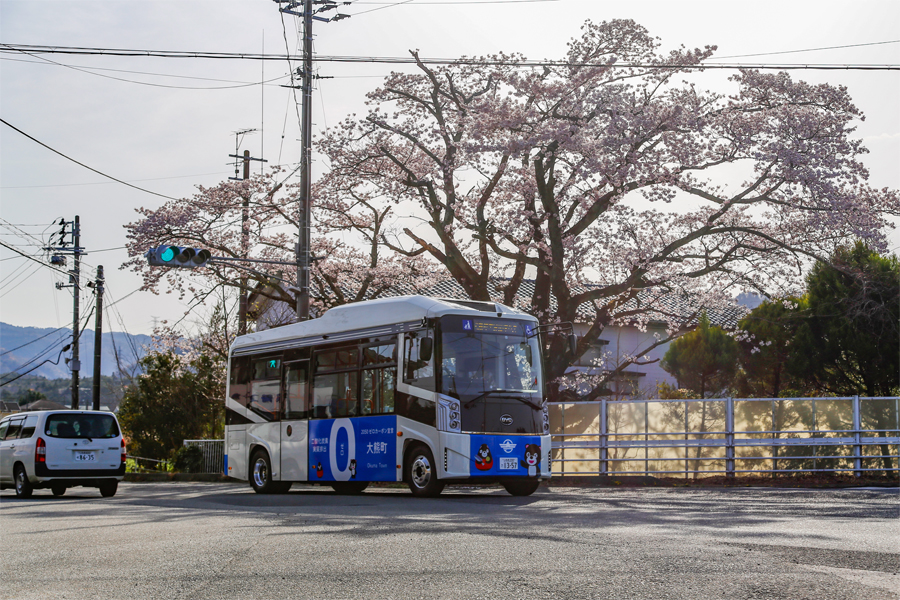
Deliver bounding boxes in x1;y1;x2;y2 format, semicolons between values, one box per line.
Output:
1;0;898;343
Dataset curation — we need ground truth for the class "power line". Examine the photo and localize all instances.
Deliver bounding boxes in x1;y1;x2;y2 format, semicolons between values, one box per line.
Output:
0;55;290;89
3;44;897;70
0;118;181;201
0;171;230;190
708;39;900;60
0;239;69;277
0;324;70;357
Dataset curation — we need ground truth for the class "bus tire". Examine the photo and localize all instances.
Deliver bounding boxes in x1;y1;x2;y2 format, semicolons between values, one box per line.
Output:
405;444;444;498
331;482;368;495
250;449;280;494
502;480;540;497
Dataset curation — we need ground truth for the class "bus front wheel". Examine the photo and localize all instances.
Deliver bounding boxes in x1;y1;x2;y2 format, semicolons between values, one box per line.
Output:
405;444;444;498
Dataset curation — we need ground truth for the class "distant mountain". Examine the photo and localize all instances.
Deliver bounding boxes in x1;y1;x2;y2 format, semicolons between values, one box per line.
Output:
0;322;151;380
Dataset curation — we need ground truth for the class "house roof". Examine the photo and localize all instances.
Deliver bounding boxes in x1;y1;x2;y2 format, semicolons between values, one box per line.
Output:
247;275;746;331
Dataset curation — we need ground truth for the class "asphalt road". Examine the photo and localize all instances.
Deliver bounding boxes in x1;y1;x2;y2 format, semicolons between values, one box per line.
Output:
1;482;897;600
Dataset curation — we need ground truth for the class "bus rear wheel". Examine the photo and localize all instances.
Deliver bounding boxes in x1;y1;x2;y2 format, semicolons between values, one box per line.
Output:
250;449;290;494
405;444;444;498
502;480;540;497
331;482;368;494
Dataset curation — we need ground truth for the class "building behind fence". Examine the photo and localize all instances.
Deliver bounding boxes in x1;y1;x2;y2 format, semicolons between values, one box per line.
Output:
550;396;899;477
180;397;898;478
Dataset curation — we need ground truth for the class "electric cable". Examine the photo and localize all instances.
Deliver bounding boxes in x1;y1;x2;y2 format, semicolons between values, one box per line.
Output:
0;324;71;357
2;44;896;70
0;118;181;201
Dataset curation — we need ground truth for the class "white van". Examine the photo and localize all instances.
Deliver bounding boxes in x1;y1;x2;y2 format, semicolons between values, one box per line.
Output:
0;410;126;498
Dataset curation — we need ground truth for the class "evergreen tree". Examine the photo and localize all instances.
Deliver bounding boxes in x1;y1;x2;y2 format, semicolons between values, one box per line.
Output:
789;242;899;397
661;312;739;398
117;352;223;462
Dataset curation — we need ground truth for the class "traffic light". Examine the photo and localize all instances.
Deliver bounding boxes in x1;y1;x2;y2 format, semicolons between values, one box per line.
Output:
146;245;212;268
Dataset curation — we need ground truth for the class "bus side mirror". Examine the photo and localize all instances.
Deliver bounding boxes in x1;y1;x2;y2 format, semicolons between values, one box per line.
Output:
420;337;434;362
568;334;578;356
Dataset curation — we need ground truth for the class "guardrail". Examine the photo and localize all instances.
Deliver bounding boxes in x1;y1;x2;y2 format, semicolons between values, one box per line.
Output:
549;396;899;477
183;439;225;474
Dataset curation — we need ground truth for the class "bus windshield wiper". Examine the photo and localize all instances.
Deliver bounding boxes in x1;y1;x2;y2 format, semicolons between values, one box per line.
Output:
463;390;542;411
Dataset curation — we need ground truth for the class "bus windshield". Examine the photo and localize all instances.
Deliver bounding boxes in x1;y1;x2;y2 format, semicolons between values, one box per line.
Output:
439;315;545;434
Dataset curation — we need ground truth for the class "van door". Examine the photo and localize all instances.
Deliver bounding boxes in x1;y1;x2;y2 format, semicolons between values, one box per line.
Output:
0;418;25;482
0;419;14;483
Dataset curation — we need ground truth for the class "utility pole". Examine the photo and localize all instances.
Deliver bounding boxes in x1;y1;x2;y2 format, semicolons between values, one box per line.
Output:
90;265;104;411
229;135;267;335
71;216;82;409
47;216;84;409
276;1;348;322
298;0;313;322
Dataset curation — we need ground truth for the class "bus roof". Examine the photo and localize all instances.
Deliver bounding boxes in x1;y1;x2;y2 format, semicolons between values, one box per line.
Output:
230;295;536;353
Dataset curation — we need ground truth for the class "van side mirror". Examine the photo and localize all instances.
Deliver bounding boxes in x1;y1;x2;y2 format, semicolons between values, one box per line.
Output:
420;337;434;362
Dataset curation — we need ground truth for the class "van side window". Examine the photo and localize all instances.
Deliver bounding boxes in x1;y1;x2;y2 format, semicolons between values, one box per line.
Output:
0;420;8;440
19;414;38;438
5;419;23;440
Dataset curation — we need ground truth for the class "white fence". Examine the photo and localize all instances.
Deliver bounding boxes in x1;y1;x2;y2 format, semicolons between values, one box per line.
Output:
550;396;899;477
182;439;225;474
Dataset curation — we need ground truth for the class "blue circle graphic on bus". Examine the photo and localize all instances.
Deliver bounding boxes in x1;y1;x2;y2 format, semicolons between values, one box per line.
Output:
329;419;356;481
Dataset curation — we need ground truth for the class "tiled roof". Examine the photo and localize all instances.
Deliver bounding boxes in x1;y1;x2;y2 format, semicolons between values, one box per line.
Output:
246;273;745;330
384;277;745;330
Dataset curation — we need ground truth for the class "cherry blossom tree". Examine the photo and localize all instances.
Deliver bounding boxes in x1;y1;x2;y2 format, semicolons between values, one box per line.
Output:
123;169;438;329
314;19;899;394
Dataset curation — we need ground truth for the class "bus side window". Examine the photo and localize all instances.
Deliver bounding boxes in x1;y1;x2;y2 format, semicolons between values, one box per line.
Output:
362;342;397;415
229;356;251;407
404;332;435;390
312;347;359;419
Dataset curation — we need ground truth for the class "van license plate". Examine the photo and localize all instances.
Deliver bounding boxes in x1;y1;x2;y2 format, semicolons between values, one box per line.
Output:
74;451;96;462
499;457;518;470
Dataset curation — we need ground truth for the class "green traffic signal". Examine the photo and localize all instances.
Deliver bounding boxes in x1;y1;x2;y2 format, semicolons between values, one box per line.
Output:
145;245;212;268
160;246;175;262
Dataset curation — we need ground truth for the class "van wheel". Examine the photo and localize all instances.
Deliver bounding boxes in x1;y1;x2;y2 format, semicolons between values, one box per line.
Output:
502;480;540;497
405;444;444;498
14;465;32;498
332;482;368;495
99;481;118;497
51;484;67;497
250;450;288;494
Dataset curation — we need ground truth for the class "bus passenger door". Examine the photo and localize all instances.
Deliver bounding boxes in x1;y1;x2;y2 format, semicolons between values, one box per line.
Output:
281;360;309;481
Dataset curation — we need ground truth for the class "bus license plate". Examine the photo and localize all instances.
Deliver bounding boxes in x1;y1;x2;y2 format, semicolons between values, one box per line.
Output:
499;457;517;470
74;451;96;462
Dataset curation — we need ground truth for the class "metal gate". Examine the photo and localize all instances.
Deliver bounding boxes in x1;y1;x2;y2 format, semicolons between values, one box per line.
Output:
549;396;899;477
182;439;225;474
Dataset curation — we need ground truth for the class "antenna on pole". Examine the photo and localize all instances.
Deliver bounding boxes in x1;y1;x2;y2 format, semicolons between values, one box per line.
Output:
228;129;266;181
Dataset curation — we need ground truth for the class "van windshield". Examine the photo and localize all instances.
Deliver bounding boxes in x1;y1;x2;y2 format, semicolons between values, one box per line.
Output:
45;414;119;439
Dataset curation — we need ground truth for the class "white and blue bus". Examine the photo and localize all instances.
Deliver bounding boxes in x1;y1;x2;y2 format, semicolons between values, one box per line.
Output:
224;295;552;497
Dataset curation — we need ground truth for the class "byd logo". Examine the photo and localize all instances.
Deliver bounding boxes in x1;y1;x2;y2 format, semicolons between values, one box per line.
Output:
500;414;513;426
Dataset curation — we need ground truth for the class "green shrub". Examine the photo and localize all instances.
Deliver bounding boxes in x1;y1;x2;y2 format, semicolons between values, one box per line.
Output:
171;444;204;473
